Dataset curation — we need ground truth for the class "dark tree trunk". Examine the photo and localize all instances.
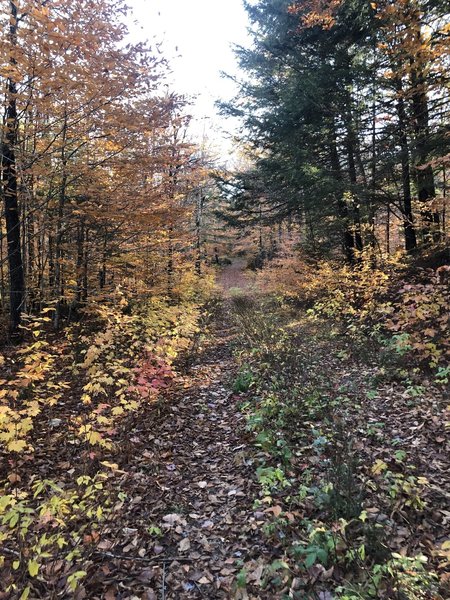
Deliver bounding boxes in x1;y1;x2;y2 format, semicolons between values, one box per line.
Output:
343;104;363;257
76;219;85;303
26;201;35;308
368;94;377;254
167;227;174;300
443;165;447;234
386;202;391;255
330;124;356;264
395;76;417;252
409;17;440;242
338;49;364;259
2;1;25;333
53;112;68;329
82;228;89;303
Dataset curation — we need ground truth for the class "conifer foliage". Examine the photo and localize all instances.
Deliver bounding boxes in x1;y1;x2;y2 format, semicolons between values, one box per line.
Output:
222;0;449;260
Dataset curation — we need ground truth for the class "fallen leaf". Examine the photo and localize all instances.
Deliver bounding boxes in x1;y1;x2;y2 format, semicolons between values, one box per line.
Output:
179;538;191;552
265;505;283;517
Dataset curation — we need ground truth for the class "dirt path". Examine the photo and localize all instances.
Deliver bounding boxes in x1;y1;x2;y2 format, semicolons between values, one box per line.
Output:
92;293;275;599
84;263;450;600
217;259;255;296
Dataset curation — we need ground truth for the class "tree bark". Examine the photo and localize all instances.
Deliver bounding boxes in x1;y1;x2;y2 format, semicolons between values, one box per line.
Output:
76;219;85;304
330;123;356;264
343;102;363;257
195;193;205;276
395;76;417;252
2;1;25;333
53;111;68;329
409;15;440;242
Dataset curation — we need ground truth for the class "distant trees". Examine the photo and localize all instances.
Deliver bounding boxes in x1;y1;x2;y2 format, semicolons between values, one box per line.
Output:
1;0;206;334
221;0;449;262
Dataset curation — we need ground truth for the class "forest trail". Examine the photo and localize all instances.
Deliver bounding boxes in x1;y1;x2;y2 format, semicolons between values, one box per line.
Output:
58;263;449;600
94;274;274;599
217;259;255;296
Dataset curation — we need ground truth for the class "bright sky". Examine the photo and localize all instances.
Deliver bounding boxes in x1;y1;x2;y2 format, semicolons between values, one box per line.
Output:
129;0;250;155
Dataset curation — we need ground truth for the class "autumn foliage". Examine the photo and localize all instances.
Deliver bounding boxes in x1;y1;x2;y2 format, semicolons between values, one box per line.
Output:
0;0;211;335
0;0;449;598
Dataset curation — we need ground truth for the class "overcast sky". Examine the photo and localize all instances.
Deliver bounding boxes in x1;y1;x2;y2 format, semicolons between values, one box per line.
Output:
129;0;250;154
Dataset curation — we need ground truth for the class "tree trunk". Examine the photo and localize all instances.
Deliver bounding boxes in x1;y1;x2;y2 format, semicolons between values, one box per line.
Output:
395;76;417;252
2;1;25;333
76;219;85;304
443;165;447;234
409;16;440;242
386;202;391;255
368;93;377;255
99;232;107;289
82;228;89;303
26;202;35;308
343;103;363;257
330;123;356;263
195;193;205;276
53;111;68;329
167;226;174;300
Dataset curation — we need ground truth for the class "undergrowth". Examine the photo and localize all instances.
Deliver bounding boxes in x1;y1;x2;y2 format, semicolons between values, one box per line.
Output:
0;279;214;599
230;252;449;599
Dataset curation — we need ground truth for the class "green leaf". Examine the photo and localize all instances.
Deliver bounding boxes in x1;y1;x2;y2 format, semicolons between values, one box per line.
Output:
305;551;317;568
236;569;247;588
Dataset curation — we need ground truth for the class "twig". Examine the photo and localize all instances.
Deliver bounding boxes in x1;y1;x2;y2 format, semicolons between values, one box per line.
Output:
2;547;21;558
194;581;207;598
94;550;193;564
162;561;166;600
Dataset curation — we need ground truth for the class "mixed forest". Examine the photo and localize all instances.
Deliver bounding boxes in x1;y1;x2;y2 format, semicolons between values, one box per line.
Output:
0;1;449;599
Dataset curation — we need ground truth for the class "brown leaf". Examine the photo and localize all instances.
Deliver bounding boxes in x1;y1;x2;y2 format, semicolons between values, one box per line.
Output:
265;505;283;517
104;588;116;600
178;538;191;552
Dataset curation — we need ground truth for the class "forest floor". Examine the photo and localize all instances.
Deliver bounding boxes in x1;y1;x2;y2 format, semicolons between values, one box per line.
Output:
1;262;449;599
1;263;273;600
74;263;279;599
81;262;449;600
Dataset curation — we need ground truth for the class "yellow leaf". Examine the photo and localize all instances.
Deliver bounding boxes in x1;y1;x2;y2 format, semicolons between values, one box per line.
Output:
86;431;103;446
8;439;27;453
100;461;119;470
371;459;388;475
19;587;31;600
28;559;39;577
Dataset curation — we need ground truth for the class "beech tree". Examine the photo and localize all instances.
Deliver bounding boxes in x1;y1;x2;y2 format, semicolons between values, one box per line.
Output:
0;0;207;334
